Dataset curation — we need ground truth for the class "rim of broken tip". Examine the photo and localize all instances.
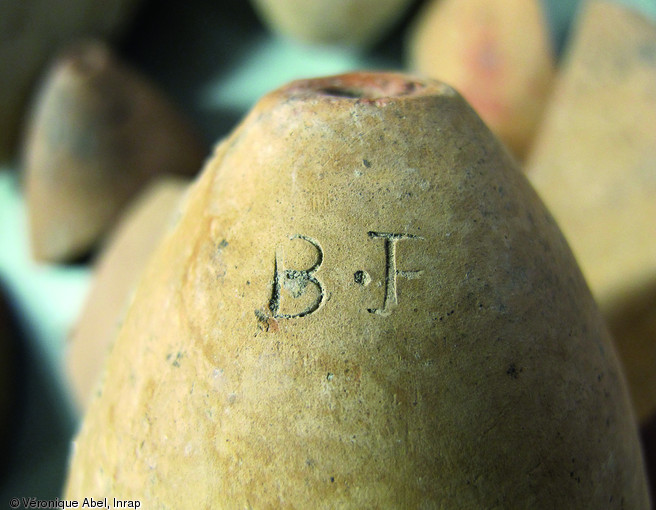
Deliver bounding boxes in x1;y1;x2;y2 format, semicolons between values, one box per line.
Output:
280;72;458;103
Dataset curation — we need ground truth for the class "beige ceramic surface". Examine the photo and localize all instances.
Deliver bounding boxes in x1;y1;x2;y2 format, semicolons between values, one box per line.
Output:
23;40;206;263
66;72;649;507
407;0;555;160
527;0;656;425
250;0;414;47
66;177;189;413
0;0;144;161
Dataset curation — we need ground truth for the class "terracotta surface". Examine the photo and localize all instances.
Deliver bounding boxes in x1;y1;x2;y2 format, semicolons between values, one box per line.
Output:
250;0;414;47
407;0;555;160
66;72;649;507
66;177;189;413
527;0;656;425
0;0;144;161
23;40;207;263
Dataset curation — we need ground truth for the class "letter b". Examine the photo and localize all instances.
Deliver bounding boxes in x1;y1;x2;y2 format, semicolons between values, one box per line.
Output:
269;234;327;318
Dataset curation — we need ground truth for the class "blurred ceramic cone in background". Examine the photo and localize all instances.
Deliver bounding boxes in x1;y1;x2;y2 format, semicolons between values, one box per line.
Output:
249;0;415;47
527;1;656;428
23;40;207;263
66;72;649;506
66;177;189;413
407;0;555;160
0;0;144;161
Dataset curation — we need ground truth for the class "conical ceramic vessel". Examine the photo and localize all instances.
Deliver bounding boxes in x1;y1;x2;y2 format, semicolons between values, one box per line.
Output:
0;0;144;160
407;0;555;160
250;0;414;47
66;72;650;507
527;0;656;427
67;176;189;412
23;40;206;262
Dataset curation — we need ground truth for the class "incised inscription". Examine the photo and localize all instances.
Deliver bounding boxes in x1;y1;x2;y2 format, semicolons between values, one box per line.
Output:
267;231;423;318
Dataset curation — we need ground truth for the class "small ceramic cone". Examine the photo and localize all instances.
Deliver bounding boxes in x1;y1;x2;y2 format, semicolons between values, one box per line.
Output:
23;40;206;263
66;72;649;507
527;0;656;426
0;0;144;160
66;176;189;413
249;0;414;47
407;0;555;160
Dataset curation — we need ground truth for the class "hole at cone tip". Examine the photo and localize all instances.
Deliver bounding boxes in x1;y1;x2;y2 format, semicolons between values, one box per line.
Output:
319;86;368;98
314;76;427;100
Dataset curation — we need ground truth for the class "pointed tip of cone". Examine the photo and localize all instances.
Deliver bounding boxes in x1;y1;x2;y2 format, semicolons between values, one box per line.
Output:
406;0;556;160
23;39;207;263
282;72;458;100
56;40;113;77
250;71;465;119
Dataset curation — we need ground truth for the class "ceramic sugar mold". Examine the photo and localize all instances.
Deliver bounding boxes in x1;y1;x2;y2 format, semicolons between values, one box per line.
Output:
67;177;189;413
23;41;206;262
527;0;656;428
66;72;650;507
407;0;555;160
